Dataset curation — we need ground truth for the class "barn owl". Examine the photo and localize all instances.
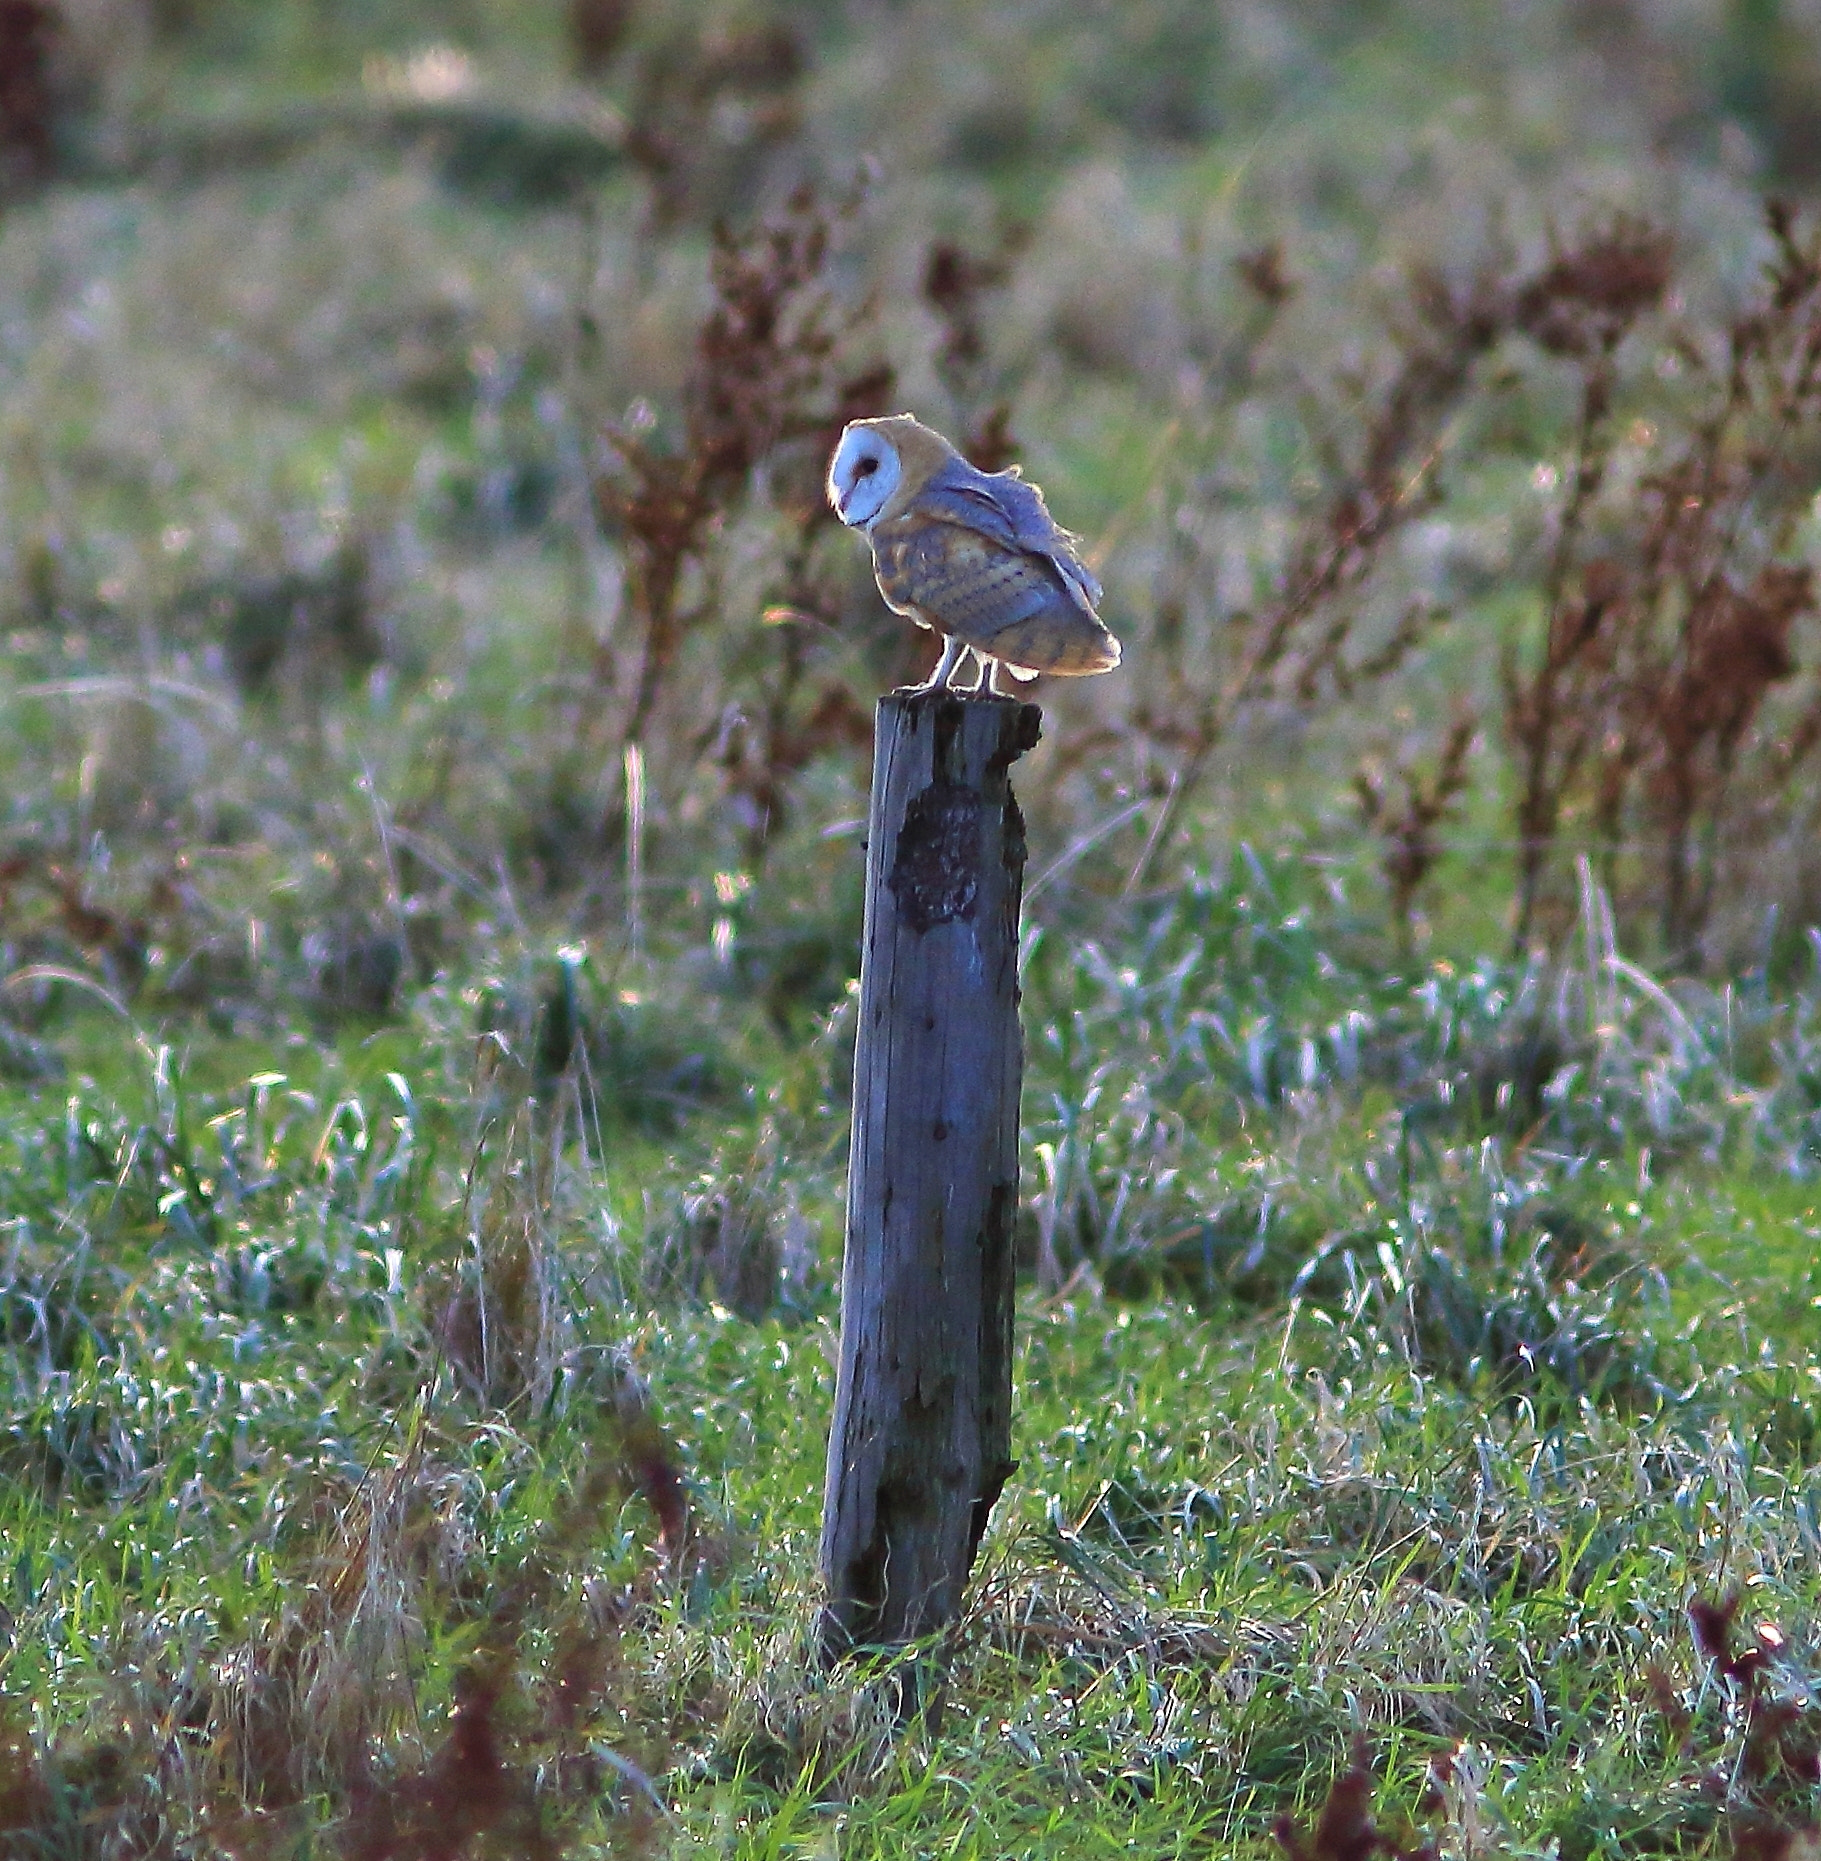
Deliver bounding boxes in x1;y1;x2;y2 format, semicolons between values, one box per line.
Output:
827;414;1121;694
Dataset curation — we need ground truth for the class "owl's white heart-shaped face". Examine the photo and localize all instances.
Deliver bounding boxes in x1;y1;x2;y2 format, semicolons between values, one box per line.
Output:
827;424;902;530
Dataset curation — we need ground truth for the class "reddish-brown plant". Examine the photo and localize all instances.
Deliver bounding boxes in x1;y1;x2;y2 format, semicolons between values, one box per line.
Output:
1354;707;1479;955
567;0;636;79
1273;1736;1437;1861
593;182;892;757
0;844;177;996
1639;1594;1821;1860
1504;202;1821;958
0;0;58;194
1130;248;1507;888
574;182;893;873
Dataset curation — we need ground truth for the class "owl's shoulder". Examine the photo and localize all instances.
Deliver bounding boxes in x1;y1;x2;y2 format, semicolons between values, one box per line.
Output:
874;507;994;562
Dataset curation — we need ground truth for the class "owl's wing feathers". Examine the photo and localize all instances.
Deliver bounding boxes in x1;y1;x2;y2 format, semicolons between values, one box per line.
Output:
874;521;1060;640
870;454;1119;677
873;513;1119;677
920;458;1104;614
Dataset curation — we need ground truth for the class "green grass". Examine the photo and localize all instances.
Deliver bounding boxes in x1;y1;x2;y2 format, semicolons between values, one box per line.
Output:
5;886;1821;1853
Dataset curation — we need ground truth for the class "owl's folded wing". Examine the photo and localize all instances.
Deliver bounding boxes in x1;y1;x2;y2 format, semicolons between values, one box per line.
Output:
875;522;1062;639
873;520;1119;675
918;458;1104;614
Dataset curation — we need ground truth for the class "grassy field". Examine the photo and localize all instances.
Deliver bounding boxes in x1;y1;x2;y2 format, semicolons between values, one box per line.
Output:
7;1;1821;1855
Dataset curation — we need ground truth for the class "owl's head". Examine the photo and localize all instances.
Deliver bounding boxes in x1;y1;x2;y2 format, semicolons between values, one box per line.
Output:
827;415;956;530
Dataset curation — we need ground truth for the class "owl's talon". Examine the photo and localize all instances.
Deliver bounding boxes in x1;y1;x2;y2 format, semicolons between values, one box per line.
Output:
920;635;967;690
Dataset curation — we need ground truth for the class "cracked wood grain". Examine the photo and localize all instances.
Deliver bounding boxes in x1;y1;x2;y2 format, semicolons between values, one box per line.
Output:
820;688;1040;1656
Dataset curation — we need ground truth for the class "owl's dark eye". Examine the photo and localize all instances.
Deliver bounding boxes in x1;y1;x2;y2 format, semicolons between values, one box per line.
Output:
855;457;878;477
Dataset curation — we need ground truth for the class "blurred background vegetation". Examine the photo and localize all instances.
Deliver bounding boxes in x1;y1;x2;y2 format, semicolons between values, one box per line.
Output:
4;0;1821;1039
10;3;1821;1855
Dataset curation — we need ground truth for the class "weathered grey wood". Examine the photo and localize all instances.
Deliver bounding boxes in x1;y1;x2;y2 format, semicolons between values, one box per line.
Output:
821;688;1041;1655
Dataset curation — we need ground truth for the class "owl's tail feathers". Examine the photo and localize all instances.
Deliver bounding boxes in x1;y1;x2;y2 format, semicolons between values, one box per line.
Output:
986;611;1123;680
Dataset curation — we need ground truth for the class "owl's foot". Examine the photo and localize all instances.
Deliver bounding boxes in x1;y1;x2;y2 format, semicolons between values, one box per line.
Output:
910;639;1024;697
917;635;967;691
957;648;994;695
956;647;1020;695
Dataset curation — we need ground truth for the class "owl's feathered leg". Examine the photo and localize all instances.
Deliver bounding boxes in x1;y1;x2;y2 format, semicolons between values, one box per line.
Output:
920;634;967;690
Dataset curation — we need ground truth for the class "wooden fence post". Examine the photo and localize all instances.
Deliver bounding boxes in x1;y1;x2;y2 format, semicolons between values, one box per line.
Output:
820;687;1042;1658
